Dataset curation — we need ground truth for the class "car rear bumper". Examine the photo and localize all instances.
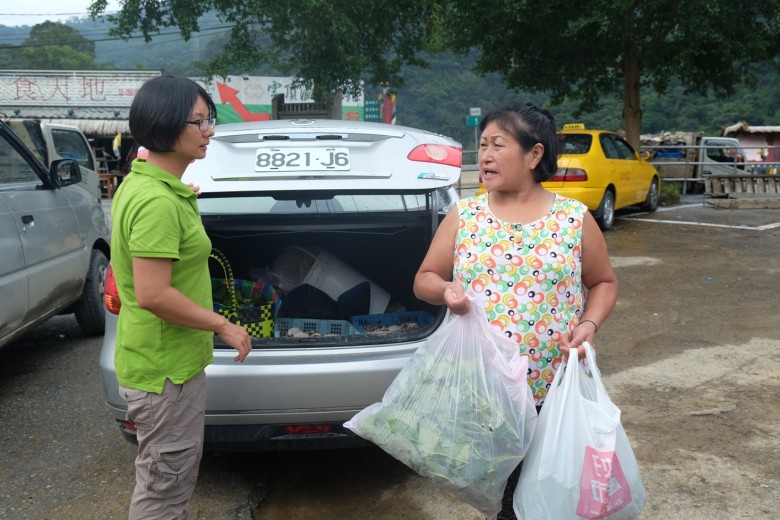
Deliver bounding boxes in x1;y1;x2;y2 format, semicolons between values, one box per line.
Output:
99;312;426;450
106;403;372;451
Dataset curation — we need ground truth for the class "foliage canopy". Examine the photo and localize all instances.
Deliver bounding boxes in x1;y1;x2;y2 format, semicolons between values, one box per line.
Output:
442;0;780;147
88;0;440;102
4;6;780;150
0;21;104;69
86;0;780;147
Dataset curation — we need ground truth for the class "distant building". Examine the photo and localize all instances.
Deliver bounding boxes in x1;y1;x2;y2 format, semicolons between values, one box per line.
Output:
722;122;780;163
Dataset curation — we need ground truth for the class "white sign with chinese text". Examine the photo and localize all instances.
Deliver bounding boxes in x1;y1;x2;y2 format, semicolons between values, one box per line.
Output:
0;70;162;108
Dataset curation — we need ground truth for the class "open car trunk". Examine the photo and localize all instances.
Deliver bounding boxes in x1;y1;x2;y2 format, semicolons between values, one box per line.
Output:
201;189;454;348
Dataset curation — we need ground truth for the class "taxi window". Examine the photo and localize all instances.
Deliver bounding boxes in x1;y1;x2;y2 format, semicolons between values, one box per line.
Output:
559;134;592;154
600;135;620;159
612;137;637;160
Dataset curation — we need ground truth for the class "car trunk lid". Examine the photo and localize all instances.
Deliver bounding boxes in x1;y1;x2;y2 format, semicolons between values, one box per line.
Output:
183;119;461;193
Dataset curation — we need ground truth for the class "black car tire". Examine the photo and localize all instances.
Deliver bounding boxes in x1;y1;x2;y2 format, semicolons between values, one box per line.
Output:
74;249;108;336
595;190;615;230
640;177;659;212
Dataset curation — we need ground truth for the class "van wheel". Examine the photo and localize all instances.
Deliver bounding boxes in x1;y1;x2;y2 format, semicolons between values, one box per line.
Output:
640;178;659;212
595;190;615;230
75;249;108;336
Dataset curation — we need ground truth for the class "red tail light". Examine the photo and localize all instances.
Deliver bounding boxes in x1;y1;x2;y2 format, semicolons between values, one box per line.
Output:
407;144;462;168
548;168;588;182
104;265;121;315
285;424;334;435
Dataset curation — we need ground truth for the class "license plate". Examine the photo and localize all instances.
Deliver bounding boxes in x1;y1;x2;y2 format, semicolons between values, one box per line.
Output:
254;147;350;172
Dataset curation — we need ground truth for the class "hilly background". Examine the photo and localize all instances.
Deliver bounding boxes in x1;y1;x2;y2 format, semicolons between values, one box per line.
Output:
2;13;780;150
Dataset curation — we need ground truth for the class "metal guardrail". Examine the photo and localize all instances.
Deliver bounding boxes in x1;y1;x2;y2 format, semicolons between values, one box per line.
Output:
643;144;780;194
460;144;780;195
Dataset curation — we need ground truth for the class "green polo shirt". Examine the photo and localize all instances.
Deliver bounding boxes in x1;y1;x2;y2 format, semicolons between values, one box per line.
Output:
111;159;213;393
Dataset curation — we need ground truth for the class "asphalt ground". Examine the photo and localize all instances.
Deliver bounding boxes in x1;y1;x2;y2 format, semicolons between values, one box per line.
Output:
74;177;780;520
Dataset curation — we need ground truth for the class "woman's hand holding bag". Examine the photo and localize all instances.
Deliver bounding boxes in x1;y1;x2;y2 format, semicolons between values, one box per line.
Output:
514;342;646;520
345;292;538;520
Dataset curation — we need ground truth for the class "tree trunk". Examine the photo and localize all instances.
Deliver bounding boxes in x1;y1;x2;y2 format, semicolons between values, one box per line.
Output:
622;57;642;150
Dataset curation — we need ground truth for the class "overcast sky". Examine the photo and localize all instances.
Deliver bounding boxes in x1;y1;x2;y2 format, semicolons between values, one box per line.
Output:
0;0;121;27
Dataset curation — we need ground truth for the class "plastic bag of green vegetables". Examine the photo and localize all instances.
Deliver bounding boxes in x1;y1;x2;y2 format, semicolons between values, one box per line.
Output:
344;292;538;520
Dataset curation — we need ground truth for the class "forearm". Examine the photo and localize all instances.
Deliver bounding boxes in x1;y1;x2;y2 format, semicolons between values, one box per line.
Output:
581;279;619;330
139;286;228;334
413;271;452;305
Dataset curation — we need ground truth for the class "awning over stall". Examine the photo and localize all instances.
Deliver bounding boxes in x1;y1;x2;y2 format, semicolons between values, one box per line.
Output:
3;113;130;136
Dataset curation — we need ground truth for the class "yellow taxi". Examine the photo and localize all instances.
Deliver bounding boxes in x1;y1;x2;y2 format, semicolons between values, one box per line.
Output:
477;124;659;229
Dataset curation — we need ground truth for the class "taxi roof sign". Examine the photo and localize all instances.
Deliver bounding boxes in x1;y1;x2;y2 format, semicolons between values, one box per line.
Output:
563;123;586;130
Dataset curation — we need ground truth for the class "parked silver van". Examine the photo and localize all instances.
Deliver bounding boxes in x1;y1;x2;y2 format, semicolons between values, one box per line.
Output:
0;120;111;349
4;119;101;200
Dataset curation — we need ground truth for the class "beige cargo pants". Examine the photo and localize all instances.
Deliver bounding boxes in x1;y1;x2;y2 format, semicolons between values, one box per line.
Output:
119;371;206;520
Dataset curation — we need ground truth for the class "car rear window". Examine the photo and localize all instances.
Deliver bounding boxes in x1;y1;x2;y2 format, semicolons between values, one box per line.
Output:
560;134;592;155
198;193;432;215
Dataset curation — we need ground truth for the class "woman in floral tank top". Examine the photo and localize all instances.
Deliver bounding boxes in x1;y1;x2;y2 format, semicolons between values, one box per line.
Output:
414;102;618;408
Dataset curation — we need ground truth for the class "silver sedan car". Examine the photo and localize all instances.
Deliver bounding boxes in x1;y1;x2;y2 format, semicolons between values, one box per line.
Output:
99;118;462;450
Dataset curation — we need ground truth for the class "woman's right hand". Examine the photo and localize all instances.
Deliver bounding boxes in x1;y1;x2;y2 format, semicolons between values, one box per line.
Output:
215;320;252;362
444;282;470;315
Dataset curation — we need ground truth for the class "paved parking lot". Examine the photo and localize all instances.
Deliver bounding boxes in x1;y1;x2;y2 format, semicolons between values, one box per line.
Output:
19;184;772;520
620;194;780;230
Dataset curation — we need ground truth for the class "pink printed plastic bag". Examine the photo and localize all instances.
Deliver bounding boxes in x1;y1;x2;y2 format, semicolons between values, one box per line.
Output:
577;446;633;518
514;342;646;520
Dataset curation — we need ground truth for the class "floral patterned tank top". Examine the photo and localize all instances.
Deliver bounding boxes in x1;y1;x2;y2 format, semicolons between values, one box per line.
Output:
454;193;586;405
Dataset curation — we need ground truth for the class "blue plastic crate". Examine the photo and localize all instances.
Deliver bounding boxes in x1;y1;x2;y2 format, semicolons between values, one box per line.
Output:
351;311;434;333
275;317;361;337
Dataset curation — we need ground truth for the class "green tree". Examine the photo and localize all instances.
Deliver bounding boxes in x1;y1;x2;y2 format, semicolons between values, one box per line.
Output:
0;45;14;69
18;45;101;69
443;0;780;148
0;21;104;69
88;0;440;104
391;51;522;150
27;21;96;57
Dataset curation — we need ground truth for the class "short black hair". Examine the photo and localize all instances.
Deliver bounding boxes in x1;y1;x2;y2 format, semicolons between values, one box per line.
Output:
129;75;217;153
479;102;559;182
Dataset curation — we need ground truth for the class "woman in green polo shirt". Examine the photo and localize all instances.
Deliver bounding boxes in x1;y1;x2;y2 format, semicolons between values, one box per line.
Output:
111;75;252;520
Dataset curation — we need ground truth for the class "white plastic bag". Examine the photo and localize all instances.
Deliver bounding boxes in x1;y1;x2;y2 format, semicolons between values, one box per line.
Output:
345;294;538;520
514;342;646;520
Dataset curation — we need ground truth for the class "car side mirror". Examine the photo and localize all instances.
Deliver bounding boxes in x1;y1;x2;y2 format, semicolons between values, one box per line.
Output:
638;150;651;160
50;159;82;187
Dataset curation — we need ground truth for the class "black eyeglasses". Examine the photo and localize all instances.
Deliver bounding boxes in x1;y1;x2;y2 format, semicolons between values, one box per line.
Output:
185;118;216;131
